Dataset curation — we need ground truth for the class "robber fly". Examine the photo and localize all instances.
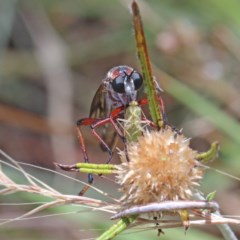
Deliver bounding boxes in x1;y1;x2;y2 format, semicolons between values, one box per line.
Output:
57;66;165;184
89;65;143;150
87;65;165;156
57;65;147;188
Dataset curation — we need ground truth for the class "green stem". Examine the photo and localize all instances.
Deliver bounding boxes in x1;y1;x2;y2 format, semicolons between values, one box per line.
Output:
197;141;220;163
75;163;117;175
97;216;137;240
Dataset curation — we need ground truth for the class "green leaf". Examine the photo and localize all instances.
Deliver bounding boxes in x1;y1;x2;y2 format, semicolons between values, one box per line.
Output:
206;191;217;201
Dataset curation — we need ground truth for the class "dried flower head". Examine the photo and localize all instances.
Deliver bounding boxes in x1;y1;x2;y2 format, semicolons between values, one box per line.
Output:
116;127;203;207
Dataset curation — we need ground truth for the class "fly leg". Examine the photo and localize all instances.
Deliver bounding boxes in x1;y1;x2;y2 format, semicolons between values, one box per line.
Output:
138;96;167;125
90;105;127;163
56;117;99;195
109;115;130;162
90;118;114;164
56;105;127;194
109;106;130;162
76;120;94;194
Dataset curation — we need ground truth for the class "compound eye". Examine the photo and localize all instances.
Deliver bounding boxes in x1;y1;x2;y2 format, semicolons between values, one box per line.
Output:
111;76;125;93
131;72;143;90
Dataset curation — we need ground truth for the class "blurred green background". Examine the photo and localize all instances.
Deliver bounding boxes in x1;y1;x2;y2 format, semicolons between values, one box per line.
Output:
0;0;239;239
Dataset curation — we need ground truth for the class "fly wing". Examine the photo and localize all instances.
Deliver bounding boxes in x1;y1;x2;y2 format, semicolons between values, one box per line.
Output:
89;84;106;119
89;83;118;152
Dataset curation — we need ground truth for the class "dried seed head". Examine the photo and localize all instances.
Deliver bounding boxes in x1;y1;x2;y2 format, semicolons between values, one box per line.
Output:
116;127;203;207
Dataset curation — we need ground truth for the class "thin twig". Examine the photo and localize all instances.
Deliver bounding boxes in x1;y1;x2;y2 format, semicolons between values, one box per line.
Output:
195;193;238;240
111;200;219;219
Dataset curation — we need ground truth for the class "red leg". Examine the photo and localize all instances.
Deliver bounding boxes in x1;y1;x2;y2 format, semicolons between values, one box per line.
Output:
76;117;101;164
141;111;157;129
90;118;114;163
138;96;168;126
90;106;127;163
77;118;100;184
57;117;101;185
138;97;182;134
74;105;126;166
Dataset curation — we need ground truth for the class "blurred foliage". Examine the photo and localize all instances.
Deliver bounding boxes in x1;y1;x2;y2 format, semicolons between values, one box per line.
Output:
0;0;240;239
